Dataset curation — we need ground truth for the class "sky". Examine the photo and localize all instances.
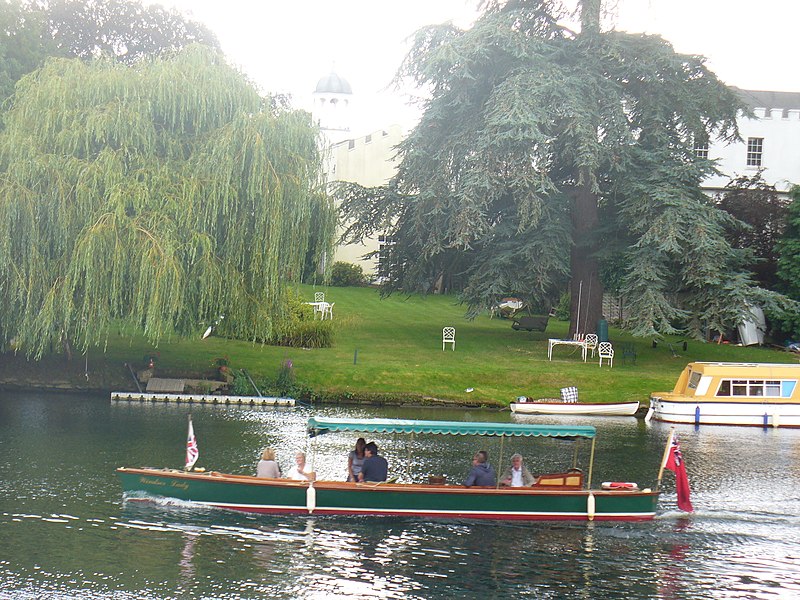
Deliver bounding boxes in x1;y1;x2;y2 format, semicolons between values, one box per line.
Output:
151;0;800;135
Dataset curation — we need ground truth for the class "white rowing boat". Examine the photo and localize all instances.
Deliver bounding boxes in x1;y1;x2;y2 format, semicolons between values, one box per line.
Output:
510;400;640;416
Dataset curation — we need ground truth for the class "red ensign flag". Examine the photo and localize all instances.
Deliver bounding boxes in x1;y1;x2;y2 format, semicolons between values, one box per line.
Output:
185;416;199;471
665;433;693;512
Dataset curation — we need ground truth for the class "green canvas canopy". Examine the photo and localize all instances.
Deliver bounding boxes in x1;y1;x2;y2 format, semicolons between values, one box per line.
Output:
307;417;596;439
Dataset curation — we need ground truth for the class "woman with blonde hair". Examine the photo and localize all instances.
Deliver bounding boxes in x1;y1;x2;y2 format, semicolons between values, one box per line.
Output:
256;447;281;478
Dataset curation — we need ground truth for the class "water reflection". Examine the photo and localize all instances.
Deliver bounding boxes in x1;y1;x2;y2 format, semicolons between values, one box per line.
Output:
2;392;800;598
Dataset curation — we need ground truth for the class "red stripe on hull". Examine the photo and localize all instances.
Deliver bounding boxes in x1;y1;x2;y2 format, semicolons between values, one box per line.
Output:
208;503;655;521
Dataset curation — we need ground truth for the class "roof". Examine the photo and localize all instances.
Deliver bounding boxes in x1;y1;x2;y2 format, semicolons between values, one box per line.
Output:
687;361;800;374
307;417;596;439
314;71;352;95
735;88;800;112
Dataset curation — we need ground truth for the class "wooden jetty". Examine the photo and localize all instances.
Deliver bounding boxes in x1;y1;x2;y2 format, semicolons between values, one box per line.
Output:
110;391;295;406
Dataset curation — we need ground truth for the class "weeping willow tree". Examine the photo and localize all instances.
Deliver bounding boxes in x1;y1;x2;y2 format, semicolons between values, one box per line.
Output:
0;45;336;359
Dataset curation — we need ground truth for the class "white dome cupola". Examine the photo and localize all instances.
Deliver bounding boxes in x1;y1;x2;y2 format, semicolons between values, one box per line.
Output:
312;70;353;143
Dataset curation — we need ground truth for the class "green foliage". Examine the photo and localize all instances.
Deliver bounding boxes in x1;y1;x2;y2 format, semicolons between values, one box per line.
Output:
263;288;333;348
554;292;570;321
0;1;57;103
717;173;788;289
777;186;800;298
270;320;334;349
771;186;800;339
0;0;219;106
40;0;219;64
337;0;760;339
230;370;251;396
0;46;336;358
330;262;367;287
274;359;296;396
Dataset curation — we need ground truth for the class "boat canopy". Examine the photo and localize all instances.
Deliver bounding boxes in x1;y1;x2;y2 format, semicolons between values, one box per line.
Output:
307;417;596;439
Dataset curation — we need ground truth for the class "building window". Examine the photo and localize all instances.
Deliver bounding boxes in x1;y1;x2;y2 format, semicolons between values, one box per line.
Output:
348;139;355;150
746;137;763;167
693;141;709;159
364;134;372;143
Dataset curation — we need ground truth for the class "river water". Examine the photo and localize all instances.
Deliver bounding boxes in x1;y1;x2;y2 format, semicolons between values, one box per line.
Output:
1;391;799;599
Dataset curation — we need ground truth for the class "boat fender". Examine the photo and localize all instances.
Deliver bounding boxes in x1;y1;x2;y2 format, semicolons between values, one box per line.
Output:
306;482;316;514
587;492;595;521
601;481;639;490
644;407;654;422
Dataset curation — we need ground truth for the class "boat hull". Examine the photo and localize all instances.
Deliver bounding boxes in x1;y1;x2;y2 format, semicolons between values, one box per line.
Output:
510;401;640;416
117;468;659;522
649;397;800;428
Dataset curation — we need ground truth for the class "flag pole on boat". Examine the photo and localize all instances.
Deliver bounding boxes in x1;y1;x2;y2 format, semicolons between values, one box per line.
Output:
185;414;199;471
656;428;674;491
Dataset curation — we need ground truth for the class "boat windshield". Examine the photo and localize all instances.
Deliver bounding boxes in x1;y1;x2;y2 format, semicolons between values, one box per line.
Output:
307;417;596;439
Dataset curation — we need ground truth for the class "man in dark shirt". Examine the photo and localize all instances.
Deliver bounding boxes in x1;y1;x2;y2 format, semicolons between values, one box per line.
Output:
358;441;388;482
464;450;496;487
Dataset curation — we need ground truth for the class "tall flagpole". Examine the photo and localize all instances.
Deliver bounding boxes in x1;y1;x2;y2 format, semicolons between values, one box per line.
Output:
185;414;199;471
656;427;674;490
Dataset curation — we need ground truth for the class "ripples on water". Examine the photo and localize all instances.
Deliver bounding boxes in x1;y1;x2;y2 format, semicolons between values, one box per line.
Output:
1;393;800;598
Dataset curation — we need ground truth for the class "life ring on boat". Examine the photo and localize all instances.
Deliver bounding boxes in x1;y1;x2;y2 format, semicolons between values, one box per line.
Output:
601;481;638;490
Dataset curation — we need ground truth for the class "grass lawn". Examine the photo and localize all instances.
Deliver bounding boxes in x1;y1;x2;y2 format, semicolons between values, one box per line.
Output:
2;284;797;406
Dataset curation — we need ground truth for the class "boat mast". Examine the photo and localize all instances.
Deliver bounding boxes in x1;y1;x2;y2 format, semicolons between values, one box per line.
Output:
586;437;596;489
496;434;506;489
656;428;675;491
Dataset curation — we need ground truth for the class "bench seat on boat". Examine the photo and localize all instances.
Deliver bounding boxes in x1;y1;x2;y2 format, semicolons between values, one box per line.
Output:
532;469;583;489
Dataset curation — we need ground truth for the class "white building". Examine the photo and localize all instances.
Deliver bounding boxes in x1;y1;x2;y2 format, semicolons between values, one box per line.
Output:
312;70;405;278
702;89;800;195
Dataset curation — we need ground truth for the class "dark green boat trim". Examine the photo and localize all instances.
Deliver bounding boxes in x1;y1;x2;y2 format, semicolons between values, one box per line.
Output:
117;468;659;522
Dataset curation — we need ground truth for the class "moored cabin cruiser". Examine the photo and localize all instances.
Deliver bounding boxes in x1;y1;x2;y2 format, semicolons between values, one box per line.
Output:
649;362;800;427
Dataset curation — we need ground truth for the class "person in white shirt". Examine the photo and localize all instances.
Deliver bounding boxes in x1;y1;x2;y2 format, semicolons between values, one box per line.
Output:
500;453;535;487
287;451;315;481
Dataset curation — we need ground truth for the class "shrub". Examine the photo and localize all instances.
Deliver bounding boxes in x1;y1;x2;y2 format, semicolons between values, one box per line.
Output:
330;261;367;287
275;359;296;395
266;288;334;348
271;319;333;348
231;371;252;396
554;291;570;321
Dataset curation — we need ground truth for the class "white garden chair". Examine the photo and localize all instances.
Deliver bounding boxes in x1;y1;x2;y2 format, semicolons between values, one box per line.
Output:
321;302;334;320
442;327;456;351
598;342;614;368
584;334;598;358
314;292;325;303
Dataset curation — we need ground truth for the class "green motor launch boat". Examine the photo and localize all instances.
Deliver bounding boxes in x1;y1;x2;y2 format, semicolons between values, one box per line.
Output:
117;417;661;522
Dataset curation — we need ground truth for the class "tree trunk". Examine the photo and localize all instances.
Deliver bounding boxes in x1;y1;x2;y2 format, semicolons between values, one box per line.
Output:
569;170;604;339
569;0;604;340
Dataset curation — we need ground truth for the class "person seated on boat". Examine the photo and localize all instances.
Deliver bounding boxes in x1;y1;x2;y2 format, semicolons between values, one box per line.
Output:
256;447;281;478
287;451;315;481
499;453;535;487
347;437;367;482
358;441;388;482
463;450;496;487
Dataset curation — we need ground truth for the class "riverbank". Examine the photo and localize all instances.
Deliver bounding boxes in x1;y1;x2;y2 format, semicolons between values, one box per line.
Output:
1;285;796;405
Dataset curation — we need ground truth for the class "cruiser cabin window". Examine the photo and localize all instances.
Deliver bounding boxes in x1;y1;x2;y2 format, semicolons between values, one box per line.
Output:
716;379;795;398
